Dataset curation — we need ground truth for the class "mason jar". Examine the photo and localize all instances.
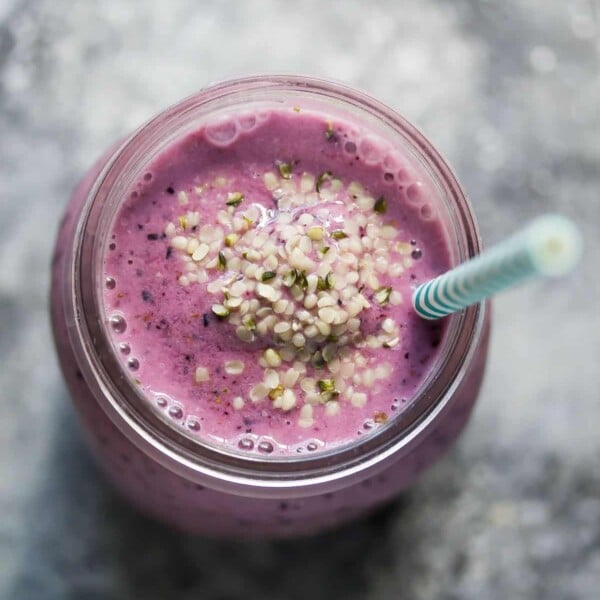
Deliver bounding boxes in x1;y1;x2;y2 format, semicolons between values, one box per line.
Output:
50;75;490;537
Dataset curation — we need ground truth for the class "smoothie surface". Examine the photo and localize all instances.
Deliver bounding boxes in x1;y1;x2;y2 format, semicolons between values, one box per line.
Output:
103;105;450;456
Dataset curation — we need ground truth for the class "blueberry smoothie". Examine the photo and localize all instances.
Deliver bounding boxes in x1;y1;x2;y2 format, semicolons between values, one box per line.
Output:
51;77;489;536
104;106;449;456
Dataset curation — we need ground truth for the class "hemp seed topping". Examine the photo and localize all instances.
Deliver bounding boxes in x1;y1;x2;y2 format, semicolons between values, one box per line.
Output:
168;165;412;427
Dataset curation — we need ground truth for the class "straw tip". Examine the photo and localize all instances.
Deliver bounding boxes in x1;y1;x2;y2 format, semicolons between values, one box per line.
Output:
528;214;583;277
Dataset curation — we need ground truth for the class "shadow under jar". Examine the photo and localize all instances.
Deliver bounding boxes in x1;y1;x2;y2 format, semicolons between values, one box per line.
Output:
50;75;490;538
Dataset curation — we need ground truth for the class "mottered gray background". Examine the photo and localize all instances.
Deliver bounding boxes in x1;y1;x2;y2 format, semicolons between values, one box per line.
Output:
0;0;599;598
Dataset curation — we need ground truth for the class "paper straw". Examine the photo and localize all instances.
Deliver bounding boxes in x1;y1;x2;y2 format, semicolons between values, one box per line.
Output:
412;214;582;320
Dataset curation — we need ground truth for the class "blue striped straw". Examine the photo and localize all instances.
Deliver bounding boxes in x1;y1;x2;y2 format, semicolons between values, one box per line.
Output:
413;214;582;320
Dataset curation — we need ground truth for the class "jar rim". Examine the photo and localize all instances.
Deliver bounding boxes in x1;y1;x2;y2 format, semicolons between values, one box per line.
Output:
71;74;485;495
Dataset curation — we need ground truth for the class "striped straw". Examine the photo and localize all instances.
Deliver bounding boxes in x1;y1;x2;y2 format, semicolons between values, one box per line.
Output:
413;214;582;320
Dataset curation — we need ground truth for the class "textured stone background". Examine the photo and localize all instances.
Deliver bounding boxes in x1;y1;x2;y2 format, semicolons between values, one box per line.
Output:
0;0;599;598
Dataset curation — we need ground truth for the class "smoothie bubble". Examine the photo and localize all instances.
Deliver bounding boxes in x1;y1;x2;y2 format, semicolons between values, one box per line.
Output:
168;405;184;420
255;109;272;124
343;140;357;155
358;136;382;165
397;168;413;184
237;113;257;131
186;417;201;431
105;276;116;289
205;117;238;147
257;440;274;454
238;438;254;451
118;342;130;355
383;153;402;172
127;357;139;371
109;314;127;334
406;182;424;204
156;396;168;408
420;203;435;221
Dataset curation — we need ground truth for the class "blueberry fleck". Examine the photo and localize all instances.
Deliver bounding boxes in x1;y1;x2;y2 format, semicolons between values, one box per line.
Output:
147;233;160;241
166;247;173;259
165;187;175;195
203;313;210;327
141;290;153;303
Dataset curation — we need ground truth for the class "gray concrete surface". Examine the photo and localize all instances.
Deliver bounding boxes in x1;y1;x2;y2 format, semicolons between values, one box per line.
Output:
0;0;599;598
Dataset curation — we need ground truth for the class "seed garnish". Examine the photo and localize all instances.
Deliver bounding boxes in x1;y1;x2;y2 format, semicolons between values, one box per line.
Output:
374;287;392;305
374;196;387;214
278;162;293;179
226;192;244;206
331;230;347;240
168;168;413;426
325;121;335;141
261;271;277;282
316;171;332;193
211;304;230;318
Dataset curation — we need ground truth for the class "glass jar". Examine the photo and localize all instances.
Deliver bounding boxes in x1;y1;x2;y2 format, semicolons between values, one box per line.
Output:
50;75;490;537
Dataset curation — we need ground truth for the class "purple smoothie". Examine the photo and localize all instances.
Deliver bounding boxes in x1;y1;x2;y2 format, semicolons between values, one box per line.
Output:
103;106;450;455
51;77;490;537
